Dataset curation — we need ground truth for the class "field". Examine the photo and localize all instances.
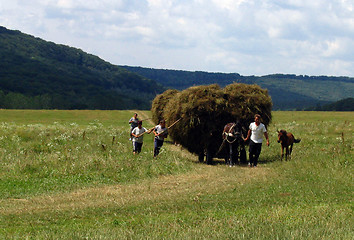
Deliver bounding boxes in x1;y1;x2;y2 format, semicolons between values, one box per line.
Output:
0;110;353;239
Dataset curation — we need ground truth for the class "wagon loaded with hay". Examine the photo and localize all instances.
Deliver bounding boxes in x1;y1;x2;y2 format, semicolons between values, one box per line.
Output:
151;83;272;164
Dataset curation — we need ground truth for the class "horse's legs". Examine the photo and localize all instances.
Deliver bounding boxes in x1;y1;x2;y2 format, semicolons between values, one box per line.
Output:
206;148;214;165
281;146;284;161
285;146;289;161
230;142;239;166
234;142;239;165
289;143;293;160
198;152;204;163
228;143;233;166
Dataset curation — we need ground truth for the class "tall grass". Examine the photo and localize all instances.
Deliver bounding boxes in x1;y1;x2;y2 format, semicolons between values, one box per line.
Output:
0;110;193;198
0;110;353;239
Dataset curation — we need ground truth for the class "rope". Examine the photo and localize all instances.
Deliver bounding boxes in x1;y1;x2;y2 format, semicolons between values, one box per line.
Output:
225;123;237;144
217;123;237;155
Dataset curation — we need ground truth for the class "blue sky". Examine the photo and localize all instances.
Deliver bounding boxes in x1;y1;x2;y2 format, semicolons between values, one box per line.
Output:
1;0;353;76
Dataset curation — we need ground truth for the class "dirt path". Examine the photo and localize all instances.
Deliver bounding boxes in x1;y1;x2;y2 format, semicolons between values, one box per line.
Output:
1;164;272;216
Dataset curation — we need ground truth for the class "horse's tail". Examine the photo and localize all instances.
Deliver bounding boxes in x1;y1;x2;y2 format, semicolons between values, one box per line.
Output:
294;138;301;143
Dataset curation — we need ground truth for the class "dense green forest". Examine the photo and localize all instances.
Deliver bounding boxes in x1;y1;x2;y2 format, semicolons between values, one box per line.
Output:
0;26;165;110
1;26;353;110
121;66;354;110
305;97;354;111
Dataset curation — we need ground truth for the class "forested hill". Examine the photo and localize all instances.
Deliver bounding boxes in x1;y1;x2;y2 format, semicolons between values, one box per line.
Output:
305;97;354;111
1;26;353;110
120;66;354;110
0;26;165;110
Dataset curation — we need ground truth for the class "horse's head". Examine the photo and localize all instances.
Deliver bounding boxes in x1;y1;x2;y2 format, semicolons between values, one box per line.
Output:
277;129;287;143
223;122;243;141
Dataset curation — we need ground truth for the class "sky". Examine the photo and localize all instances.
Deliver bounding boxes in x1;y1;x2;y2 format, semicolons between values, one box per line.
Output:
1;0;354;77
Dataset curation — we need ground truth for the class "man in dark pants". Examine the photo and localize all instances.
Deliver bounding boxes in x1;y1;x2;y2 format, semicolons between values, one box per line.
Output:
131;121;147;155
244;114;269;167
153;119;168;157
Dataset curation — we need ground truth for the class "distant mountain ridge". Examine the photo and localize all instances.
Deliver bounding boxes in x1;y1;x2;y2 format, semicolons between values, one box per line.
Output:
0;26;353;110
0;26;164;109
120;66;354;110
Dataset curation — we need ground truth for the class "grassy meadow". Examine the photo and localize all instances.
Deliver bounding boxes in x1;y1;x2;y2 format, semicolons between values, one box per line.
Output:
0;110;353;239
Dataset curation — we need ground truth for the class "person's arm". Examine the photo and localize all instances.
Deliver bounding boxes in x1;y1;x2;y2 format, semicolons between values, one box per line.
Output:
244;129;251;142
264;132;269;146
131;129;138;138
153;127;159;137
136;128;148;138
147;127;154;134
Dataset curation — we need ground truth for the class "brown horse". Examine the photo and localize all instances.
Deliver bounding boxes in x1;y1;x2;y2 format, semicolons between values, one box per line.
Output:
277;130;301;161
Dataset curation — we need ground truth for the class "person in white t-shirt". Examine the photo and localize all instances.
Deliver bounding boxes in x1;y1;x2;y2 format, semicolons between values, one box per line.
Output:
244;114;269;167
153;119;168;157
131;121;147;154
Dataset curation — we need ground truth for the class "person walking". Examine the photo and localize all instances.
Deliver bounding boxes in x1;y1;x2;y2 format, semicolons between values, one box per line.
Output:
131;121;147;155
129;113;139;140
244;114;269;167
153;119;168;157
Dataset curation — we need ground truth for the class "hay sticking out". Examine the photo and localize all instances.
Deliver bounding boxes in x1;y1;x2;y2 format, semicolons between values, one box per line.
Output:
151;89;179;124
163;84;227;155
223;83;272;126
151;83;272;156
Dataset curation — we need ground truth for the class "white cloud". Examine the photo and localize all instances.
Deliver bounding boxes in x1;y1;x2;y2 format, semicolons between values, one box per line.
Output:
56;0;73;9
0;0;353;76
211;0;248;11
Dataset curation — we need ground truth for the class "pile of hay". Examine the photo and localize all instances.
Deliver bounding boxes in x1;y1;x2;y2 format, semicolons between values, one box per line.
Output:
152;83;272;158
151;89;179;124
223;83;272;126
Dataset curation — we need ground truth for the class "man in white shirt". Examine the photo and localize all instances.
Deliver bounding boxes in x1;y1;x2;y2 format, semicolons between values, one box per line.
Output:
244;114;269;167
153;119;168;157
131;121;147;154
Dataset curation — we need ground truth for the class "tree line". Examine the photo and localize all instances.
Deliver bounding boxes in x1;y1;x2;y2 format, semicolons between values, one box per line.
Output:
0;26;164;110
305;98;354;111
121;66;354;110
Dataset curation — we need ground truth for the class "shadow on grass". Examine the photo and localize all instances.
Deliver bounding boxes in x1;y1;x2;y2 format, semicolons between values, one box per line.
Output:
260;154;281;164
200;153;282;167
165;140;281;167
